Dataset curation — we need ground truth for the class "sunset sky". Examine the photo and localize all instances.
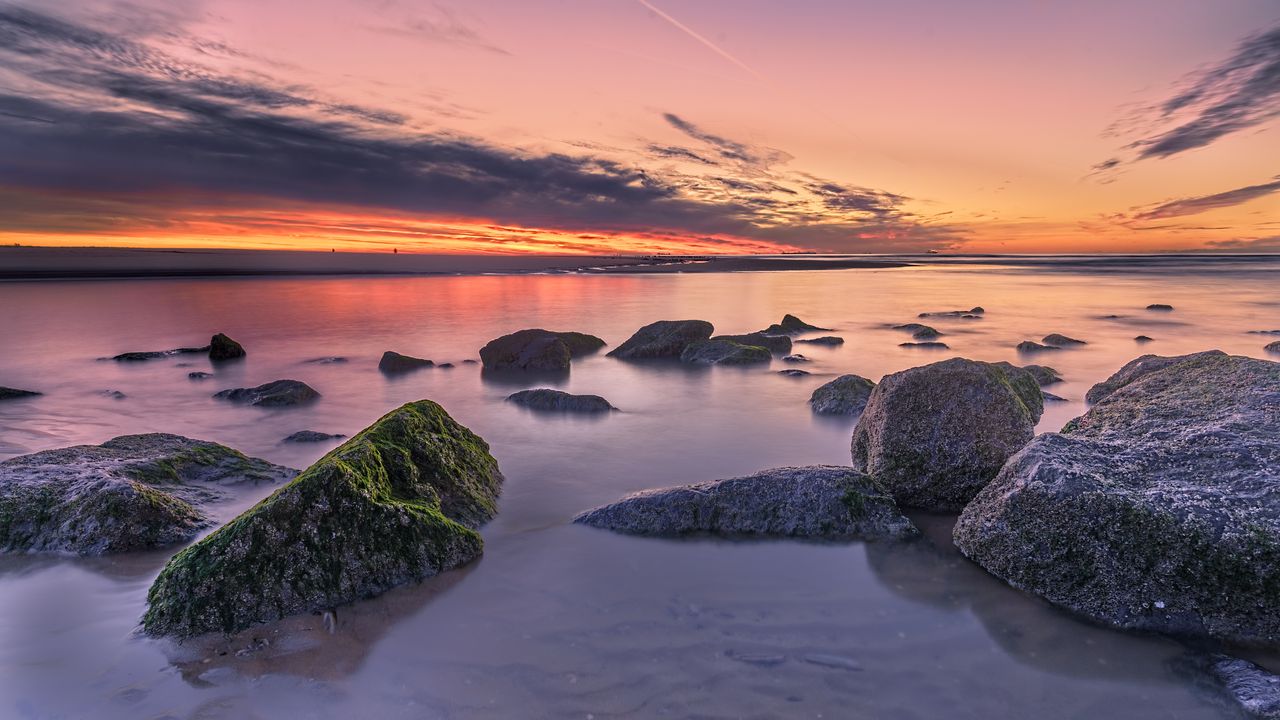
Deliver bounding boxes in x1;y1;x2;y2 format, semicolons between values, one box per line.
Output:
0;0;1277;254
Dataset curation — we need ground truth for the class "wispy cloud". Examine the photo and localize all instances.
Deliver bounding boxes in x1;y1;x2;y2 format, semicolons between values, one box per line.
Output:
1131;176;1280;220
364;2;510;56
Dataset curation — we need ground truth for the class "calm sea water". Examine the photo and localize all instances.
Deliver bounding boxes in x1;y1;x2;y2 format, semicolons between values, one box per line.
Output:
2;259;1278;719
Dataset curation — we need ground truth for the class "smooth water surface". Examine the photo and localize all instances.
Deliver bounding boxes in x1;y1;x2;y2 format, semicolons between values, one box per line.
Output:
2;260;1278;719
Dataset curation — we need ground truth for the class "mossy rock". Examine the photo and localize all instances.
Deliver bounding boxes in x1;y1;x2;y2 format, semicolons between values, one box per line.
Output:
142;400;503;637
479;329;605;370
607;320;713;359
809;374;875;415
680;338;771;365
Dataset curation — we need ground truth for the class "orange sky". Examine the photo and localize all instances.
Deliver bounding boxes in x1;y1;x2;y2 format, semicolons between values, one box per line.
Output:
0;0;1277;254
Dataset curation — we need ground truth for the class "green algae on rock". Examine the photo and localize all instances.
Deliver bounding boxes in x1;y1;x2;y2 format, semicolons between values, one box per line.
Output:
479;329;605;370
680;338;772;365
0;434;295;555
809;374;875;416
142;400;503;637
608;320;714;359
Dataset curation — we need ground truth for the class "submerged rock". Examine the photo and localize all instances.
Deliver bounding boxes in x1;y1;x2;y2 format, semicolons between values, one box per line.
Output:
851;358;1043;510
507;388;615;412
1042;333;1086;346
809;374;875;416
574;466;917;540
282;431;346;443
761;314;832;335
608;320;714;359
0;386;40;400
112;347;207;362
142;400;503;637
99;390;126;400
0;434;295;555
1267;341;1280;354
681;338;772;365
713;332;792;354
1146;303;1174;311
1016;340;1059;353
954;351;1280;644
1249;330;1280;335
213;380;319;407
208;333;246;361
1042;391;1067;402
304;356;347;364
187;371;213;380
1208;655;1280;718
379;350;434;373
795;336;845;346
480;329;605;371
1135;335;1155;343
894;323;942;340
782;353;811;363
919;307;984;318
778;369;811;377
899;341;949;349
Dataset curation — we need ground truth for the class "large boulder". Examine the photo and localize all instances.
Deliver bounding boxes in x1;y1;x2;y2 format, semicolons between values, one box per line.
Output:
507;388;615;412
851;358;1043;510
0;386;40;401
1083;352;1205;403
379;350;434;373
574;466;916;540
479;329;605;371
608;320;714;359
0;434;295;555
761;314;831;335
142;400;503;637
208;333;246;361
954;351;1280;644
213;379;319;406
680;338;771;365
809;374;875;415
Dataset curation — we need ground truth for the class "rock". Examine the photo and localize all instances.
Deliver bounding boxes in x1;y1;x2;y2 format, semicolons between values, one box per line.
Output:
142;400;503;637
894;323;942;340
0;386;40;400
1267;341;1280;354
379;350;434;373
1208;655;1280;718
809;374;876;416
112;346;207;362
919;307;984;318
507;388;615;412
1042;391;1067;402
1042;333;1086;346
0;434;295;555
461;359;479;365
761;314;832;335
213;380;319;407
188;371;213;380
1134;335;1154;343
851;358;1043;510
782;354;811;363
954;351;1280;644
481;329;605;370
99;390;126;400
574;466;917;540
208;333;246;361
1146;304;1174;311
994;362;1061;386
680;338;771;365
1249;330;1280;335
1016;341;1059;353
713;333;792;354
437;362;455;369
304;356;347;364
777;369;811;377
608;320;714;359
795;336;844;346
282;431;346;443
899;341;949;349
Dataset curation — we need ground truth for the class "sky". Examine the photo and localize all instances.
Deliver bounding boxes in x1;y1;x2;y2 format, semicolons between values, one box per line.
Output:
0;0;1277;255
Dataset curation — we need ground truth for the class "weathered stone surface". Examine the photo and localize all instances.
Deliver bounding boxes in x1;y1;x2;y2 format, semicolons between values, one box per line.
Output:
1042;333;1086;346
208;333;246;361
795;336;844;346
782;353;811;363
851;358;1043;510
480;329;605;371
1146;304;1174;311
1209;656;1280;718
574;466;917;540
187;371;213;380
213;379;319;407
608;320;713;359
1135;335;1155;343
282;431;346;443
994;362;1061;387
809;374;875;416
900;341;949;349
681;338;771;365
1267;341;1280;354
142;400;503;637
919;307;984;318
0;434;295;555
379;350;434;373
761;314;832;335
507;388;615;412
778;369;810;377
0;386;40;400
1016;340;1060;353
713;332;792;354
954;351;1280;644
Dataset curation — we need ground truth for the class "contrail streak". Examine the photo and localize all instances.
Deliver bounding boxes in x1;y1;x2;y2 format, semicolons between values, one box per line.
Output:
634;0;767;83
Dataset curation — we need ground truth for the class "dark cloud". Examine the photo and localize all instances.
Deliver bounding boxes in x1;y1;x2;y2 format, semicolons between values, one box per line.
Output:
0;4;959;252
1133;176;1280;220
1203;236;1280;252
1101;24;1280;168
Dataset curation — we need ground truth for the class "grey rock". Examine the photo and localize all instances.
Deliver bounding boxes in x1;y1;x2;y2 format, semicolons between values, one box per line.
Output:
1135;335;1155;343
1210;655;1280;718
851;358;1043;510
304;356;347;364
0;434;295;555
1042;333;1086;346
99;390;126;400
680;338;771;365
574;465;917;540
208;333;245;361
282;431;346;443
778;369;811;377
809;374;876;416
480;329;605;371
761;314;832;335
713;332;792;354
187;371;213;380
899;341;949;349
782;354;811;363
954;351;1280;644
507;388;615;412
213;379;319;407
608;320;714;359
1016;340;1059;353
1249;330;1280;335
0;386;40;400
1267;341;1280;354
919;307;984;318
379;350;434;373
1146;303;1174;311
795;336;845;346
994;362;1061;387
1042;391;1067;402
